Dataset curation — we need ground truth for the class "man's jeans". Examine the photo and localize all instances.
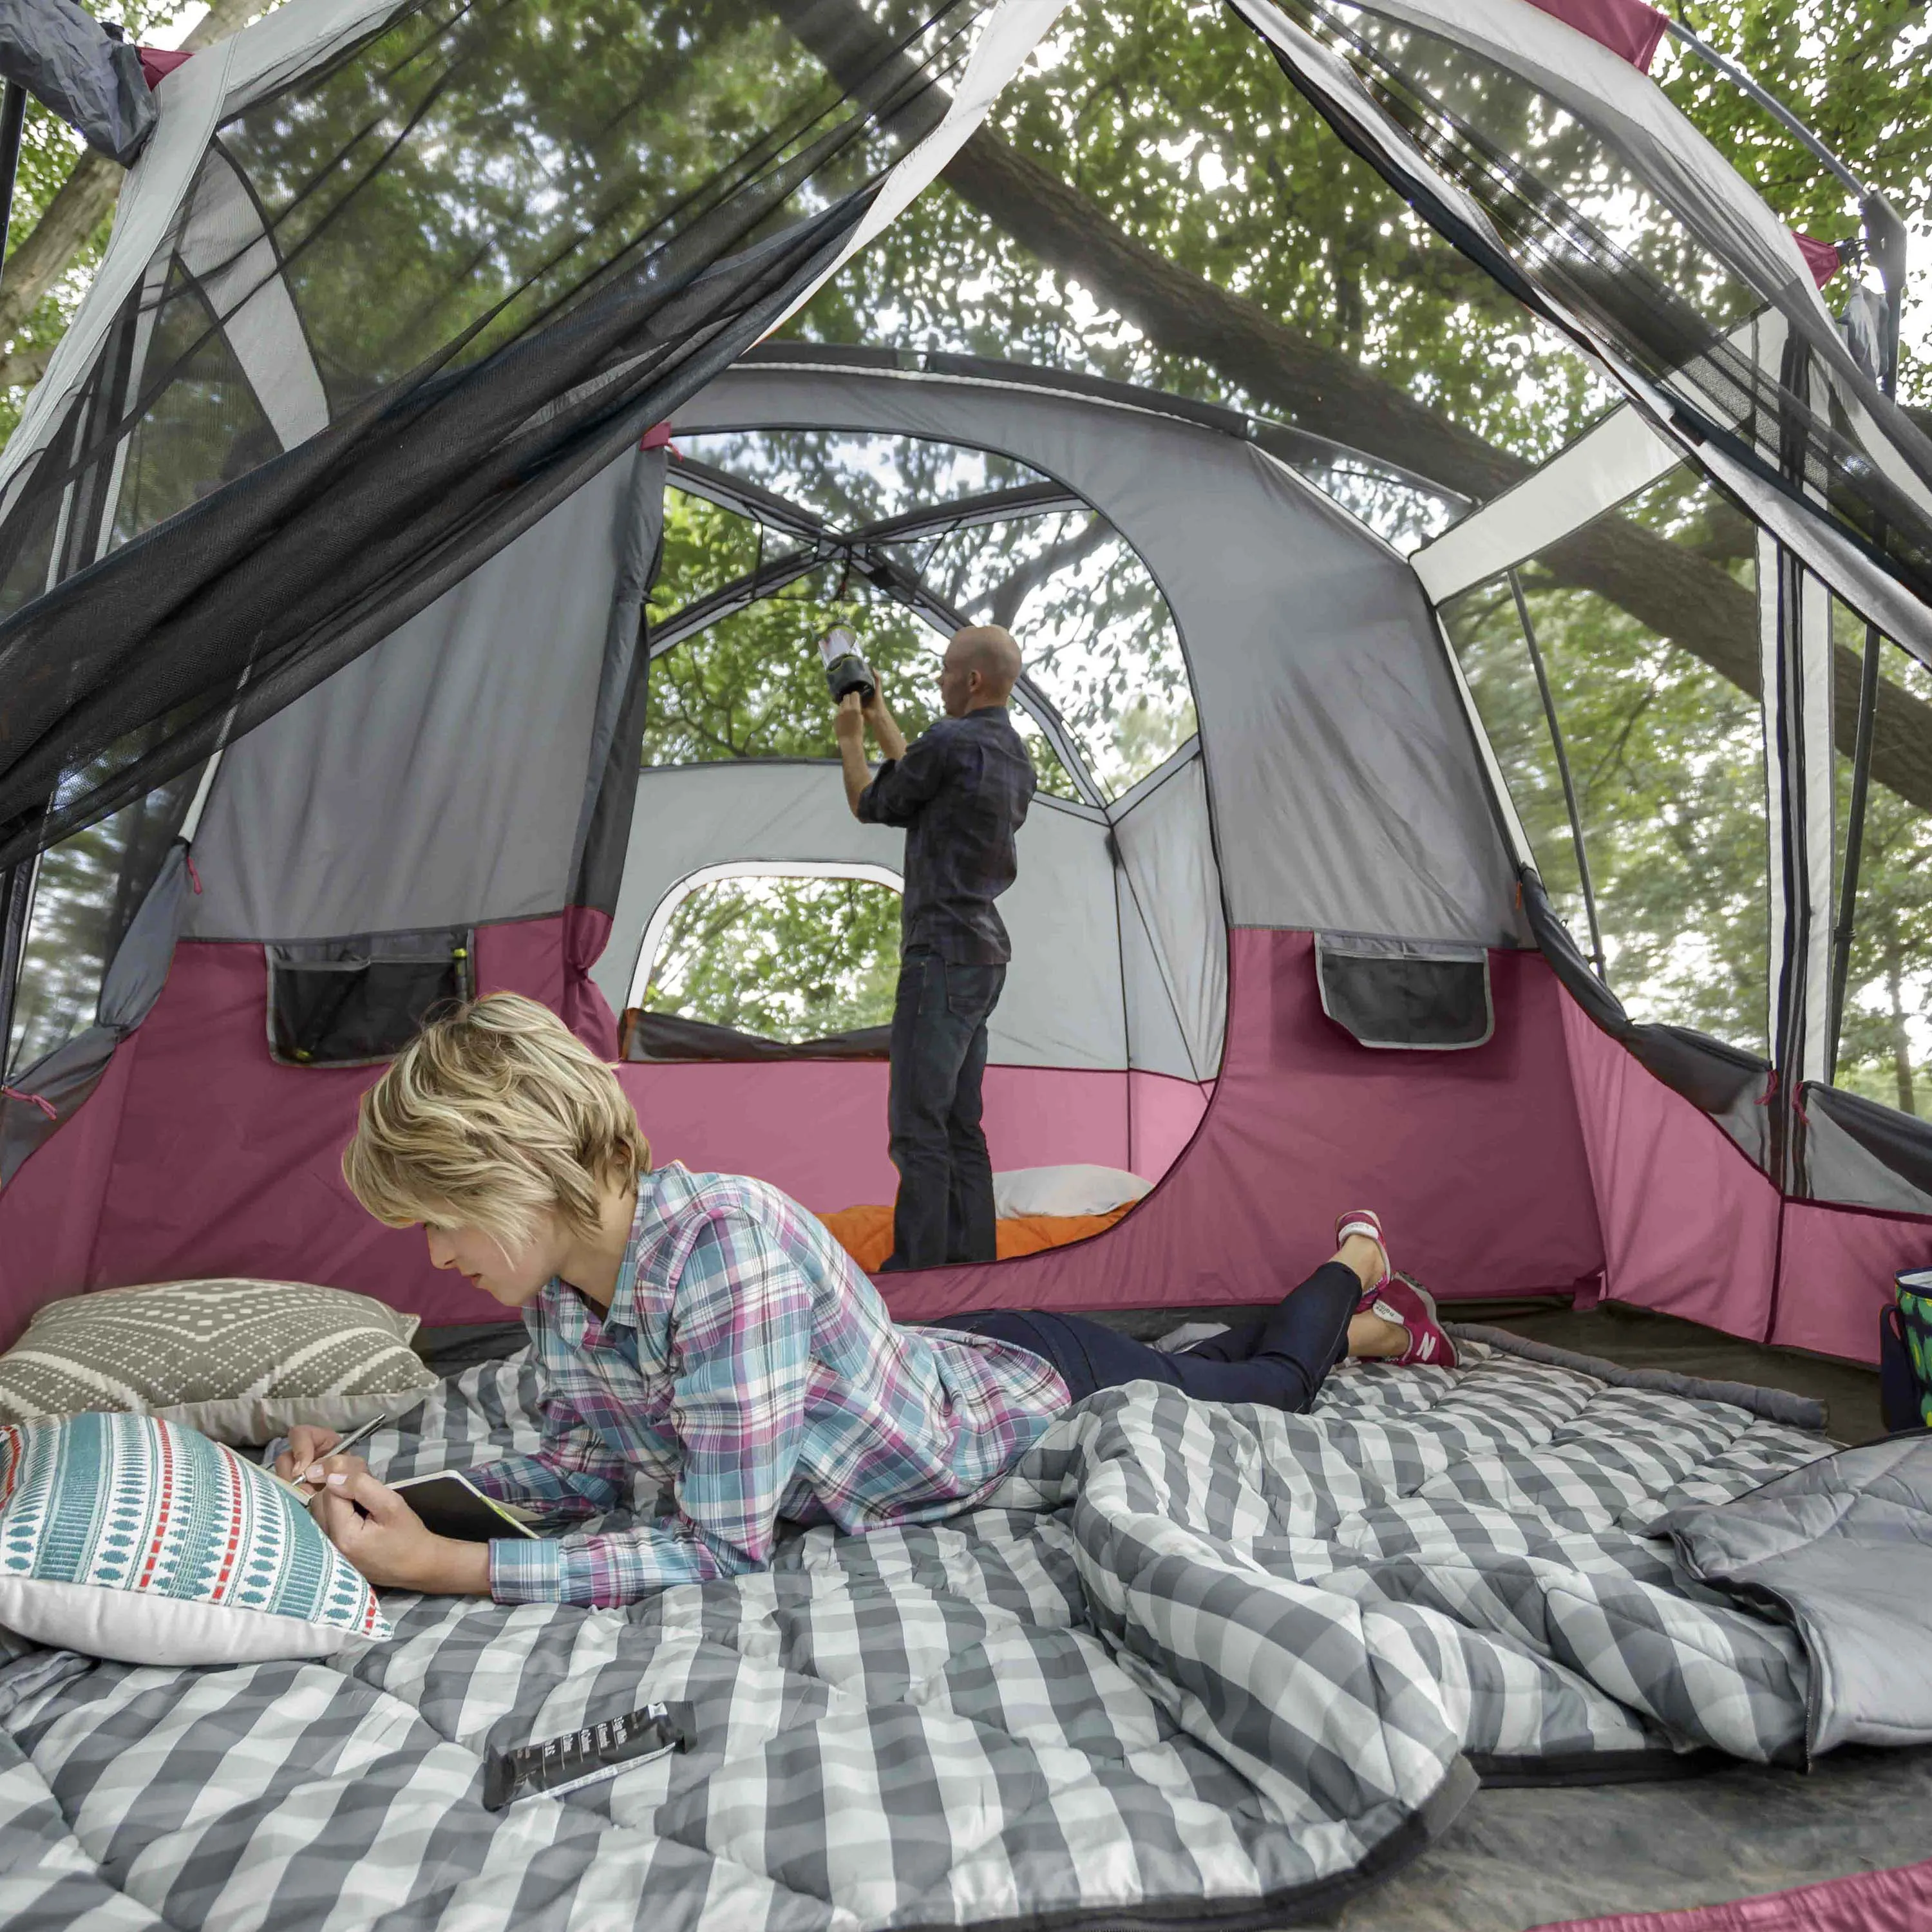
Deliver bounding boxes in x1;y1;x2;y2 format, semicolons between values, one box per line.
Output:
884;947;1005;1270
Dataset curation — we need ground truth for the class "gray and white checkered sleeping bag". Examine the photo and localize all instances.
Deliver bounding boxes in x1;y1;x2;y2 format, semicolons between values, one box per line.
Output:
0;1335;1863;1929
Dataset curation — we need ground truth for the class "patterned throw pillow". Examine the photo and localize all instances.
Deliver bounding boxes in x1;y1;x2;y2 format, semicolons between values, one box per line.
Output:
0;1412;391;1665
0;1279;439;1444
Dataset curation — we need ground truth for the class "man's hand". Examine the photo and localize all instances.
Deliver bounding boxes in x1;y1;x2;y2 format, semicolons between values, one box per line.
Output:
833;690;866;744
310;1469;492;1595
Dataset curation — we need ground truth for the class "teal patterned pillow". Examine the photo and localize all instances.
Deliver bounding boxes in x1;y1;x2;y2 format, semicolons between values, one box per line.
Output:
0;1412;391;1666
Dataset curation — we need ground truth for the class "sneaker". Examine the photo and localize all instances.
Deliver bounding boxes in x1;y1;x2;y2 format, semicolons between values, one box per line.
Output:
1335;1209;1390;1298
1369;1273;1459;1369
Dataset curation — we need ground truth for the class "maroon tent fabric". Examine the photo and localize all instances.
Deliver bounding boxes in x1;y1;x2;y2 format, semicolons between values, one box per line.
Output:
1538;1857;1932;1931
1792;231;1844;289
135;45;193;89
1522;0;1668;71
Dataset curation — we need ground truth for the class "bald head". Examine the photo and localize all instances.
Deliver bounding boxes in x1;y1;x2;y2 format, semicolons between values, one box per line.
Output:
939;625;1022;717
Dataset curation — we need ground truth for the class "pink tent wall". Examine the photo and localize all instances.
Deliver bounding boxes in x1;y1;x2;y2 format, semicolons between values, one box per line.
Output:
873;929;1607;1324
1558;999;1932;1363
1557;1002;1782;1334
0;918;1209;1345
5;913;1926;1363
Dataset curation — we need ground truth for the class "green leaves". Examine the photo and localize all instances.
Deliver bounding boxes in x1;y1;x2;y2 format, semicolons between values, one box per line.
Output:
645;873;901;1038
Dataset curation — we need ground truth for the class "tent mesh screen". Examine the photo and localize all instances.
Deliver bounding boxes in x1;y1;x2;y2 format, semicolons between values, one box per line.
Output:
645;427;1191;802
1830;622;1932;1116
1262;0;1932;631
1443;466;1771;1059
0;0;1001;871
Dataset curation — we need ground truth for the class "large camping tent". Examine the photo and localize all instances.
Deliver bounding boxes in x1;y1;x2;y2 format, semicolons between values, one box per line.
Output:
5;3;1932;1926
2;0;1927;1359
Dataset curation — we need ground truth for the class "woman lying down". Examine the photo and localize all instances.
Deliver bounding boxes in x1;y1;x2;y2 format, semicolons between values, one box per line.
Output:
279;994;1459;1607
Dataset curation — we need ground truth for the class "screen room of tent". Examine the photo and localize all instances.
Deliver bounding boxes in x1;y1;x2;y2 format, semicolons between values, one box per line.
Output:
2;0;1929;1373
598;400;1224;1217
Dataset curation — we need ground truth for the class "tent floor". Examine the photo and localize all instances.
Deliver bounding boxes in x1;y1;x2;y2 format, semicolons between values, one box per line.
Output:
415;1301;1914;1932
1311;1743;1932;1931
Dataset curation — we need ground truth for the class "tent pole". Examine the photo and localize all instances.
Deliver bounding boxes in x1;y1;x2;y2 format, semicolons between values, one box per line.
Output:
0;855;33;1077
1824;265;1900;1079
1509;569;1606;980
1829;618;1882;1074
0;80;25;299
1662;21;1866;202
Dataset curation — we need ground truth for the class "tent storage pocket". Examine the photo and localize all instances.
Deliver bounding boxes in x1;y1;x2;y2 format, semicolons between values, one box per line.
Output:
267;931;475;1067
1315;934;1493;1051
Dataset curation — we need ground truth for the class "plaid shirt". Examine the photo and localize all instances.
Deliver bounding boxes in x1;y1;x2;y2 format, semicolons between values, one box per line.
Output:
473;1166;1069;1607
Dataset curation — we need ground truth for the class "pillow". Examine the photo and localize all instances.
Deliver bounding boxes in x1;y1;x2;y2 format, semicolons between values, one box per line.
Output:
0;1278;438;1444
0;1412;391;1666
992;1164;1152;1220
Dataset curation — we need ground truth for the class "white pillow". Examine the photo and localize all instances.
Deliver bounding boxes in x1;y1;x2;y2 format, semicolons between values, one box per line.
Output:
992;1164;1152;1220
0;1278;438;1444
0;1411;392;1667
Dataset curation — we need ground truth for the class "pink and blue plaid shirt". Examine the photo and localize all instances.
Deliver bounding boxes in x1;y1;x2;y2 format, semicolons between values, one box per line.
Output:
472;1165;1070;1607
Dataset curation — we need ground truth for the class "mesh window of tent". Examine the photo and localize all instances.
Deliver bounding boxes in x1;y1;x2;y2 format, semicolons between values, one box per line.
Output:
645;423;1191;803
0;0;1010;870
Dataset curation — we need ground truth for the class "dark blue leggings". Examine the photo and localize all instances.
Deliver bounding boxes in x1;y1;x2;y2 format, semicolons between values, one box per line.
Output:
937;1261;1359;1412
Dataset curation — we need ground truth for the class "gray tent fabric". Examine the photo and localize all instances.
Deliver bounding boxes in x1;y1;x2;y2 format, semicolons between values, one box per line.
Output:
1799;1105;1932;1217
174;145;332;451
668;364;1522;946
596;761;1132;1075
0;0;154;162
1663;1435;1932;1756
569;444;669;916
1111;747;1226;1079
183;458;638;941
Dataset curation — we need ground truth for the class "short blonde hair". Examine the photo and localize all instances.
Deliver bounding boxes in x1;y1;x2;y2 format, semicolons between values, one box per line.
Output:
343;993;649;1253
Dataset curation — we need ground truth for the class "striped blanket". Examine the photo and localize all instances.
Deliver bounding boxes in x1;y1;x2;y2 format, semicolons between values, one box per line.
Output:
0;1332;1845;1929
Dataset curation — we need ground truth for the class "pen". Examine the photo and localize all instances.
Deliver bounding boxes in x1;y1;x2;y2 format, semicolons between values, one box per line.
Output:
290;1410;388;1486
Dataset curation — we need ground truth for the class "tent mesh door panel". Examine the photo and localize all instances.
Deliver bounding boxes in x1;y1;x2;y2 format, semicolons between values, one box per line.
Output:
0;0;1002;873
1825;625;1932;1128
1442;466;1772;1063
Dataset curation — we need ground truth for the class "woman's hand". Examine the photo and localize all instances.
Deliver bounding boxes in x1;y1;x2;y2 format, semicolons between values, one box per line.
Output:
275;1426;372;1496
276;1425;341;1484
310;1470;492;1595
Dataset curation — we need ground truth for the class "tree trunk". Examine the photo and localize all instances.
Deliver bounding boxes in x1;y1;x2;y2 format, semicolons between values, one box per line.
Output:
777;0;1932;815
1888;947;1917;1116
0;0;278;353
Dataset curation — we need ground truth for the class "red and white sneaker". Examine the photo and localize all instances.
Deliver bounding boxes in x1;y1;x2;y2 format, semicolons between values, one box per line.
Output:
1335;1209;1390;1298
1368;1274;1459;1370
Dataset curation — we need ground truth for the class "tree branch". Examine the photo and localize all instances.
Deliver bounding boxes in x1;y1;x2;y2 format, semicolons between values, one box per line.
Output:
777;0;1932;814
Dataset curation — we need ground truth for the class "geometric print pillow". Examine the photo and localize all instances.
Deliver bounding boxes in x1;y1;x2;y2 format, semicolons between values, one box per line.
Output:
0;1279;438;1444
0;1412;391;1667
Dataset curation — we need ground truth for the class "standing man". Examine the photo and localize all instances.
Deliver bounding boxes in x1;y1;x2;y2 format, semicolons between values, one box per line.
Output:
834;625;1034;1271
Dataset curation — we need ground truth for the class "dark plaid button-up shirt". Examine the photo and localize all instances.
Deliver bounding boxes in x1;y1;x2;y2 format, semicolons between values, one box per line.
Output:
857;706;1036;964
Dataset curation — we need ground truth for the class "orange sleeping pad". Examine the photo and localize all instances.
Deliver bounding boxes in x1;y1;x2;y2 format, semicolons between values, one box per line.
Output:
819;1200;1135;1274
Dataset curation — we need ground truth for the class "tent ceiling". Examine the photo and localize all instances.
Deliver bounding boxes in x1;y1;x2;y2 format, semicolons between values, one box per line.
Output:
668;352;1524;946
